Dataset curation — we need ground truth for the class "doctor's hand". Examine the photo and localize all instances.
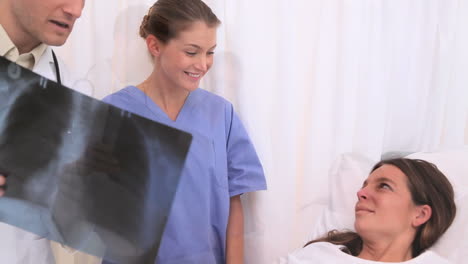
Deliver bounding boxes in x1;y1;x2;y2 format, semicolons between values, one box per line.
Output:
0;174;7;196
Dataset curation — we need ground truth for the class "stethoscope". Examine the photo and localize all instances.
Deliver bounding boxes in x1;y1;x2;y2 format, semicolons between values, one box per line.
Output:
51;50;62;85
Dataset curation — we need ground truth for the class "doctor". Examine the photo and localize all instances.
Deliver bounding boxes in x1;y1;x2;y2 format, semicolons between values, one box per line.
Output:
0;0;85;85
0;0;85;263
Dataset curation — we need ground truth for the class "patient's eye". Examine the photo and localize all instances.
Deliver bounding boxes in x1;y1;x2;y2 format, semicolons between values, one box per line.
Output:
379;183;392;190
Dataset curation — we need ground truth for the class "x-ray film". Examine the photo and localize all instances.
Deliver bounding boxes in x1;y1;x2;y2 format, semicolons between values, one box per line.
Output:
0;56;192;263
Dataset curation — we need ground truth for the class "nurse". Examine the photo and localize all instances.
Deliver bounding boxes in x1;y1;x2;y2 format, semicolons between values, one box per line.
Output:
101;0;267;263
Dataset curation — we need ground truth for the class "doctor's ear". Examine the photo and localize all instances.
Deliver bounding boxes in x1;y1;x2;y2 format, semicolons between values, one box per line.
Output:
145;35;163;57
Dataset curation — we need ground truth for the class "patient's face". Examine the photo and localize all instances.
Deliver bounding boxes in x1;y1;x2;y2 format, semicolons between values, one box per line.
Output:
354;165;419;241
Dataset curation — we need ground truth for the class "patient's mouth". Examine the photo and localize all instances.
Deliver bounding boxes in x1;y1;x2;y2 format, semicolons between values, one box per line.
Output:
355;204;374;214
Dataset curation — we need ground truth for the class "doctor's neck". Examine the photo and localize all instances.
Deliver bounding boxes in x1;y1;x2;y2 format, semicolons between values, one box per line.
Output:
0;4;41;54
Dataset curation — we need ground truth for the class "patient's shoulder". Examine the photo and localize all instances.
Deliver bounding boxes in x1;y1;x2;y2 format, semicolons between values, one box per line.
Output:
411;250;452;264
280;243;452;264
279;242;349;263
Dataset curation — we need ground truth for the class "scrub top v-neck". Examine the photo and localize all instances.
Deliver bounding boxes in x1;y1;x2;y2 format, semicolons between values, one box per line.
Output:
139;87;196;125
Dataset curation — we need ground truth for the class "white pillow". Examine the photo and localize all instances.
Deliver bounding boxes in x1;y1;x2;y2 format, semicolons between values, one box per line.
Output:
310;152;373;239
311;146;468;264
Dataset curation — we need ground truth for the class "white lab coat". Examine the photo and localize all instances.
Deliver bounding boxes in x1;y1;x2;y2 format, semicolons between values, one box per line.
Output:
0;46;76;264
34;47;73;87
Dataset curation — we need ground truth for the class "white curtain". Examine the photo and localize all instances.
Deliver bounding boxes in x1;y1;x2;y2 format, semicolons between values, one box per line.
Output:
56;0;468;263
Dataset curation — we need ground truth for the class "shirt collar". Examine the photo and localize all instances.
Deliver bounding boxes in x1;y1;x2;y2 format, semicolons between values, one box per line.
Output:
0;24;48;66
30;42;48;66
0;24;15;57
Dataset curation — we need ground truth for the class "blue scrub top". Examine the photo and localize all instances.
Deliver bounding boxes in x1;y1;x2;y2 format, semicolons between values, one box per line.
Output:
101;86;267;263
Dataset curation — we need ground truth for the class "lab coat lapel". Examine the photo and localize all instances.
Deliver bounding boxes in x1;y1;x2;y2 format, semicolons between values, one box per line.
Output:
33;47;57;82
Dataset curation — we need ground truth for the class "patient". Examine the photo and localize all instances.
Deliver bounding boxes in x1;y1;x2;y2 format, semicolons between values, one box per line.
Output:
282;158;456;263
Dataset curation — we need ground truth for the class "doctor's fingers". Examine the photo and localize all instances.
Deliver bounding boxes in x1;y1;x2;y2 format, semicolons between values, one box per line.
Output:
0;175;6;196
0;175;6;186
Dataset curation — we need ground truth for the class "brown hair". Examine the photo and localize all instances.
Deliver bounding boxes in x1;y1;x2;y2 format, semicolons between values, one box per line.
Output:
139;0;221;43
305;158;456;257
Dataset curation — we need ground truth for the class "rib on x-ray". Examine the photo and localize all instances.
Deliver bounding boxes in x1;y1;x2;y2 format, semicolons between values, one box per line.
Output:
0;56;192;263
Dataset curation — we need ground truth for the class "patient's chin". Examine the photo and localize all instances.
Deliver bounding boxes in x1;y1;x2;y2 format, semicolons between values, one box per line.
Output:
354;218;374;234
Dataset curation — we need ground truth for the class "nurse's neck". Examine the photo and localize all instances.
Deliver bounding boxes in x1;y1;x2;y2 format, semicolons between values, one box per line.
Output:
137;74;189;121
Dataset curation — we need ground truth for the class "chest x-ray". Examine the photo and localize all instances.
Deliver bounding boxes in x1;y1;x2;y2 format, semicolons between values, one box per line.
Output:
0;56;192;263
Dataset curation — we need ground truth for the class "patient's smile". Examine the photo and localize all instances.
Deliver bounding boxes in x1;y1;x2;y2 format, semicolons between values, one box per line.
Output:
355;204;374;215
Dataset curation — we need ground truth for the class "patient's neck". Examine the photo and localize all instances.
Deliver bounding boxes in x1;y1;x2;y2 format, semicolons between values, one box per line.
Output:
358;235;414;262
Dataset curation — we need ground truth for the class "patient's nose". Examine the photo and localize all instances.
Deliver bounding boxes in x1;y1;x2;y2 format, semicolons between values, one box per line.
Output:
357;188;368;200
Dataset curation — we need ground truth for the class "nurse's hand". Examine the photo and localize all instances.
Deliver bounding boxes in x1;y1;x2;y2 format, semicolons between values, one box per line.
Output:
0;174;7;196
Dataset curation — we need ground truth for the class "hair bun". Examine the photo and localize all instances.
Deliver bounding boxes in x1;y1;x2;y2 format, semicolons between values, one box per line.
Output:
139;14;150;38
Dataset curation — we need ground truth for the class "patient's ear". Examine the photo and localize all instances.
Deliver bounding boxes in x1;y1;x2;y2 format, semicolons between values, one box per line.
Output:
412;205;432;227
